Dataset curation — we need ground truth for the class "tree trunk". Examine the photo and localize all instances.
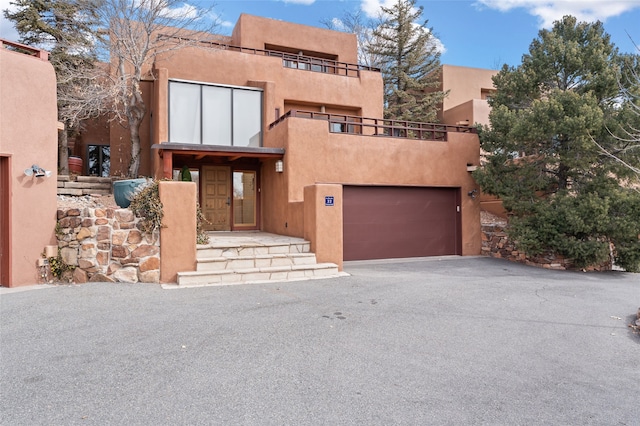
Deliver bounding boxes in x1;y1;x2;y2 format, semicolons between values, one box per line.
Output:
558;162;569;190
128;119;142;178
58;121;69;175
126;79;146;178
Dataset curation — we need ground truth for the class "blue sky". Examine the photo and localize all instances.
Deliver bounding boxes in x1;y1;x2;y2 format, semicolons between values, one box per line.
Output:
2;0;639;69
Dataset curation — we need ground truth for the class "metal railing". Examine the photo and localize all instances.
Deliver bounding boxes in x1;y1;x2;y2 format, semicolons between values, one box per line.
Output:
269;110;476;141
157;34;379;78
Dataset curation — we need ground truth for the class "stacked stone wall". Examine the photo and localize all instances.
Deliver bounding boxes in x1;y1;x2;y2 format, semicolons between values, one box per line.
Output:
481;223;611;271
56;207;160;283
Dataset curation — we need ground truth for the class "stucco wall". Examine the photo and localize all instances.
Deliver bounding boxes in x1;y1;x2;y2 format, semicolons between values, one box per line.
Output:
262;118;482;256
303;184;344;269
0;45;58;287
153;47;382;131
441;65;497;111
443;99;491;127
231;14;358;64
159;181;197;283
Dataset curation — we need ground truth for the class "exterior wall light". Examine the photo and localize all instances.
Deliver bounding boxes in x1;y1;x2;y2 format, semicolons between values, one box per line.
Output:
467;189;478;199
24;164;52;178
275;160;284;173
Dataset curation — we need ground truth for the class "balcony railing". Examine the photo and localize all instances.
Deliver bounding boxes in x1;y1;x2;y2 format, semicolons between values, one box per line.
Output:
269;110;476;141
0;39;49;61
157;34;379;77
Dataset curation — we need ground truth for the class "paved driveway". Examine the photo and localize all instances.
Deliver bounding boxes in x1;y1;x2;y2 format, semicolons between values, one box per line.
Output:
1;257;638;425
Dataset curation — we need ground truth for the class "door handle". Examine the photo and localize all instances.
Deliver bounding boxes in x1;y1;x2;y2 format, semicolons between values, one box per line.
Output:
226;197;231;206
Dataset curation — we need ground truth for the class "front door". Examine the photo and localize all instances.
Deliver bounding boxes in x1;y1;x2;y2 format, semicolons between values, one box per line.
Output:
202;165;231;231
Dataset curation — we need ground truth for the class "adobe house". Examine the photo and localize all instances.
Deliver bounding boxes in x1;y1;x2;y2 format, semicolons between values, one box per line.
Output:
77;14;483;270
430;64;497;127
430;64;505;217
0;40;58;287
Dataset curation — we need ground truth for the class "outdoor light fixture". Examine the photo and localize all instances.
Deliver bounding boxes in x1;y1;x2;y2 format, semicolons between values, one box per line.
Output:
467;189;478;199
275;160;284;173
24;164;52;178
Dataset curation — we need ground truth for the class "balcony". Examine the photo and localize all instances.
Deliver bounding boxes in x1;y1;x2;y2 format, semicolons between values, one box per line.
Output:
269;110;476;141
157;34;379;78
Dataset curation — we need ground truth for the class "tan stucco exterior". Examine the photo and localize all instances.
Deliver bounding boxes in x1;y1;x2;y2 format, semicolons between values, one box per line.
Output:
0;41;58;287
436;64;498;126
231;14;358;65
159;181;197;283
78;14;484;273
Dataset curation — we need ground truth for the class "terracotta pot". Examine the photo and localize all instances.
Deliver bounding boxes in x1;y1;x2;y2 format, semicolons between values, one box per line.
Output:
68;156;83;174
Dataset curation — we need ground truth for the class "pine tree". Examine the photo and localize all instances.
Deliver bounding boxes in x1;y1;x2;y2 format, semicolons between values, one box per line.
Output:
475;16;640;271
366;0;446;123
4;0;106;174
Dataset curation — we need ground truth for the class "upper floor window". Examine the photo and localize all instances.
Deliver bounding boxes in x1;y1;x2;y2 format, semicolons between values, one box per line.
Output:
481;88;495;101
169;81;262;147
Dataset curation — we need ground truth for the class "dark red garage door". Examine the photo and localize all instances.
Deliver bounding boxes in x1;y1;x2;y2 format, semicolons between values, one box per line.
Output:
343;186;461;261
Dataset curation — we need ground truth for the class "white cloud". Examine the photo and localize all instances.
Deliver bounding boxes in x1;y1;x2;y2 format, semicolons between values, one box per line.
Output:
330;17;347;31
161;3;198;19
210;11;233;28
0;0;20;41
282;0;316;5
360;0;403;18
475;0;640;28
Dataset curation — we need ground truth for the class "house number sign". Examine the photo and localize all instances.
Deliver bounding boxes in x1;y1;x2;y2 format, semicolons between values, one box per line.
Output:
325;196;334;206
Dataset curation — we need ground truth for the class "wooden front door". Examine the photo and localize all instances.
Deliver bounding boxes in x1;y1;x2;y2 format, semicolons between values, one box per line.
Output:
202;166;231;231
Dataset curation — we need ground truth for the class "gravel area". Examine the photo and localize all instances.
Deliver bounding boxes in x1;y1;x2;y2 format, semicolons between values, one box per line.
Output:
481;210;507;225
57;194;118;209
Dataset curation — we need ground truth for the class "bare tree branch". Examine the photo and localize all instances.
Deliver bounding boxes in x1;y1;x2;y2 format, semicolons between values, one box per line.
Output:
94;0;220;177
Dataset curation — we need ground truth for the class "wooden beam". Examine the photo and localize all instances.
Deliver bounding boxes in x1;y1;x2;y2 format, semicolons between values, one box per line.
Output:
162;151;173;179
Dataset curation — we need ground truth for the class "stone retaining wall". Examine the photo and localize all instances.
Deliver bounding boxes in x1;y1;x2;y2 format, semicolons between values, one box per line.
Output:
481;223;612;271
56;207;160;283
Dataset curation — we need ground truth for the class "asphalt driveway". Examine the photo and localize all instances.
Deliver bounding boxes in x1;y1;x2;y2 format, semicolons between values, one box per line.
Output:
1;257;638;425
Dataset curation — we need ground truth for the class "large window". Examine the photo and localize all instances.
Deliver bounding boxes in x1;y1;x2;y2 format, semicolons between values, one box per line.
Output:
169;81;262;147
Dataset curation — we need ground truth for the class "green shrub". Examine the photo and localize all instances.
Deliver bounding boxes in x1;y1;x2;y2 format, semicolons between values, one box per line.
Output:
129;180;163;235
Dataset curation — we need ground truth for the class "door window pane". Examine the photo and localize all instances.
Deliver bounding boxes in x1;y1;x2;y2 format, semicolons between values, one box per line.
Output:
233;171;256;226
169;82;201;143
203;85;232;146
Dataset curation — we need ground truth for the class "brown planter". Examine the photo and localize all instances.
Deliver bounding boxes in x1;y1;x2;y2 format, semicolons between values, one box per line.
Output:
68;156;83;174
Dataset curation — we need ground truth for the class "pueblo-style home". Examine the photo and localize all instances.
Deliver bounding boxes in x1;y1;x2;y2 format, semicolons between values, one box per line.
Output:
77;14;482;270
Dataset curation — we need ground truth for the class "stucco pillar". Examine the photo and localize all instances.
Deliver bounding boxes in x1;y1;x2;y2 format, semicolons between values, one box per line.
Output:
152;67;169;179
303;184;343;270
159;181;197;283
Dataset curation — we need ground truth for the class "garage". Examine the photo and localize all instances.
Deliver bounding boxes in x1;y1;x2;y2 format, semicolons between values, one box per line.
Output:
343;186;461;261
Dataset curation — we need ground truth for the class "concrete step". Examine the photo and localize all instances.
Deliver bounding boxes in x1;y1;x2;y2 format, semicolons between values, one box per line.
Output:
176;262;341;287
196;253;318;271
77;176;113;184
63;182;112;190
57;188;111;196
196;241;310;258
